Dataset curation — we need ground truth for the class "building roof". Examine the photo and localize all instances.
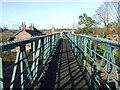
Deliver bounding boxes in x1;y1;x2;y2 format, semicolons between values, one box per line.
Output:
109;28;119;34
14;30;23;36
26;29;42;36
15;28;42;36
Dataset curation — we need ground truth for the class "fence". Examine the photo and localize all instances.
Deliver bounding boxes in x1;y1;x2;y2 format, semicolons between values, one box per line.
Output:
65;32;120;90
0;33;60;89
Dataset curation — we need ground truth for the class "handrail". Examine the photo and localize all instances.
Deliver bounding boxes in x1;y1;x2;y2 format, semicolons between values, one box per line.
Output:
0;33;59;51
0;33;60;89
65;32;120;90
74;34;120;48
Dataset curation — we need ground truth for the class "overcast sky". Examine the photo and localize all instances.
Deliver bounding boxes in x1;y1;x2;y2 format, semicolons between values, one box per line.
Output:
1;0;106;29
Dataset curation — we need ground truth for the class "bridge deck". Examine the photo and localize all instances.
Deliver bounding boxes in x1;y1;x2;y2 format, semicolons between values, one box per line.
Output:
35;38;90;89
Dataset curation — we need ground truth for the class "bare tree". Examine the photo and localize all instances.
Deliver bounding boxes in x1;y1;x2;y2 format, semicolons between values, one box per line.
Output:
3;27;8;30
94;1;119;37
108;0;119;38
72;22;78;30
108;1;119;26
94;2;109;37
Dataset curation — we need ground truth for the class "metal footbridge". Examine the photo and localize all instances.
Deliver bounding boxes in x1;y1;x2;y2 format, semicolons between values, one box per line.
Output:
0;33;120;89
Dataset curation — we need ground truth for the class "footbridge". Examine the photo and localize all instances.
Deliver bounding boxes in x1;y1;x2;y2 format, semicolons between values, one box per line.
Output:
0;33;120;89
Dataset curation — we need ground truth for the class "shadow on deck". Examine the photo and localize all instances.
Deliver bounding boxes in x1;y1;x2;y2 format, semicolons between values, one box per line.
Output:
35;38;90;89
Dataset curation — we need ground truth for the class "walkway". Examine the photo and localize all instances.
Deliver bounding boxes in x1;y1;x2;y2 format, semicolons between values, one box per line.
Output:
35;38;90;89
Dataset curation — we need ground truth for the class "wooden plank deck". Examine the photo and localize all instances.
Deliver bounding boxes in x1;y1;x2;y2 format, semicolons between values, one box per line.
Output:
35;38;90;89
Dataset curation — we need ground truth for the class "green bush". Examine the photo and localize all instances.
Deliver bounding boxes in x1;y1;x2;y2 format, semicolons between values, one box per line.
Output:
114;49;120;66
3;51;16;61
2;51;33;62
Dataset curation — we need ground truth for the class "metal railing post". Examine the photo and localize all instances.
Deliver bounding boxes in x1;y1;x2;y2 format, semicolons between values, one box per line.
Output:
23;51;33;84
10;46;20;89
93;42;98;89
35;39;41;78
83;38;87;71
0;54;3;89
20;50;24;89
50;35;52;53
31;41;36;81
19;44;27;89
74;35;77;56
41;37;45;65
111;48;119;89
54;34;56;46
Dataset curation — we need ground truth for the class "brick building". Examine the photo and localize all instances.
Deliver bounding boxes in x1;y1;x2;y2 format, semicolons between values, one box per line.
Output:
12;23;42;51
109;28;120;41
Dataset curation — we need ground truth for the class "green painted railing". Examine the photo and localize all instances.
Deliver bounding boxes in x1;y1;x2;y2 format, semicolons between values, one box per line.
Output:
0;33;60;89
65;32;120;90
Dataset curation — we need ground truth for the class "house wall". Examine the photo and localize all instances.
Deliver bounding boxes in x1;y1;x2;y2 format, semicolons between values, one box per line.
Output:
52;30;75;37
110;34;120;41
12;31;32;52
15;30;31;40
40;30;52;35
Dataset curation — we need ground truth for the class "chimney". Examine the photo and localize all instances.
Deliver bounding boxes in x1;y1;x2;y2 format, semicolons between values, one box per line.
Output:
30;23;34;30
21;22;26;30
